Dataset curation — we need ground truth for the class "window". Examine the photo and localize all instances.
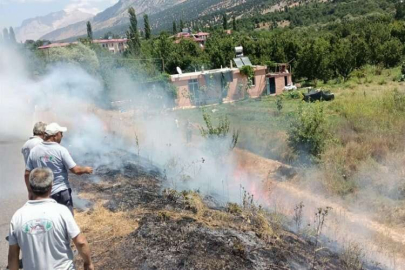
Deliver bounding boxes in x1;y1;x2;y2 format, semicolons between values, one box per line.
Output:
188;79;200;103
251;76;256;86
284;76;288;86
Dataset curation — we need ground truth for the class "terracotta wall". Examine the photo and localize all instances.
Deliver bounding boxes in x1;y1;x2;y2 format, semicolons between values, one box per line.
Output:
171;66;268;108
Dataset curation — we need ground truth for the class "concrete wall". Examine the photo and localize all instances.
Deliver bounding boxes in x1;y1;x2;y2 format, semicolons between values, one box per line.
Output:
171;66;267;108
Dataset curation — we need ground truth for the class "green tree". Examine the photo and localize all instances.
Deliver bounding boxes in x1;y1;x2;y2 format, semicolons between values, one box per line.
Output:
380;38;403;67
296;38;332;84
180;19;185;30
126;7;141;56
86;21;93;40
223;13;228;30
9;27;16;44
172;21;177;34
232;16;237;31
331;38;356;81
395;1;405;20
144;14;151;40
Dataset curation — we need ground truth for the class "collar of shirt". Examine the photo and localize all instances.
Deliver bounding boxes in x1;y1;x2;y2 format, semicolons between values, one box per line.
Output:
42;141;58;145
29;136;42;140
26;199;57;205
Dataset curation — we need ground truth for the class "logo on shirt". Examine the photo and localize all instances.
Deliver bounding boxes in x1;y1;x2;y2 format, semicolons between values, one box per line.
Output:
40;155;54;163
22;219;53;235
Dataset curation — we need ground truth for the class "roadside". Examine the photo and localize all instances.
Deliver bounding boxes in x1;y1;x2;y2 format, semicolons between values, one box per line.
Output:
0;142;27;269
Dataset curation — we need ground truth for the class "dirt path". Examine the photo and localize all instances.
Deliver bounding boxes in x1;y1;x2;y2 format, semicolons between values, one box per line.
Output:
233;149;405;270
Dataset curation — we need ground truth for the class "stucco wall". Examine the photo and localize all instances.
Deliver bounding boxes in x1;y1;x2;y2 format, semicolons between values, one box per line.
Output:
171;66;268;108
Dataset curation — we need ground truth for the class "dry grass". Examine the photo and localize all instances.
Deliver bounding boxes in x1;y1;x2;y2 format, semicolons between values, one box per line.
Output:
75;203;139;243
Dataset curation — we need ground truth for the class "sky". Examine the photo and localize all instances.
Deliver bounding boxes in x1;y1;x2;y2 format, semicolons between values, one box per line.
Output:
0;0;118;30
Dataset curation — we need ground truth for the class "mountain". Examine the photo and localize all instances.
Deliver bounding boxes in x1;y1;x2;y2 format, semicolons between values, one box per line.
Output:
15;10;94;42
41;0;185;41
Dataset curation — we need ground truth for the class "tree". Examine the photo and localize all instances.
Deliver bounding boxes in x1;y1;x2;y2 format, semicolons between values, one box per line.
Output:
395;1;405;20
173;21;177;34
296;38;332;84
223;13;228;30
86;21;93;40
232;16;237;31
9;27;16;43
331;38;356;81
126;7;141;56
144;14;151;40
180;19;184;30
380;38;403;67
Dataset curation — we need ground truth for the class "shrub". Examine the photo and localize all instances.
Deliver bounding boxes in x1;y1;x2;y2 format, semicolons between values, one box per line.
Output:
288;102;330;158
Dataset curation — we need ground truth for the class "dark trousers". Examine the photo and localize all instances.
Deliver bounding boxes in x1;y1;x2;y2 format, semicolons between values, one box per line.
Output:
51;188;74;215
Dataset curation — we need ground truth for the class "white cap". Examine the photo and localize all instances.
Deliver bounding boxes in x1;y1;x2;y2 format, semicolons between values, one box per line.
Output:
45;123;67;135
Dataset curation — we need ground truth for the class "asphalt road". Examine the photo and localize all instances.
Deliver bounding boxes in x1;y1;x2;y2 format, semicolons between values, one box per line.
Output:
0;141;27;269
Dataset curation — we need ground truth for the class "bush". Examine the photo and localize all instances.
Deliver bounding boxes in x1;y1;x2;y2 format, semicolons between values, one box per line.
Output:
288;102;330;158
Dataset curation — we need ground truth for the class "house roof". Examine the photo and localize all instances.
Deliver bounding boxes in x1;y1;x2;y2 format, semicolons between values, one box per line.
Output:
195;32;210;36
38;42;75;49
169;65;266;80
93;39;127;44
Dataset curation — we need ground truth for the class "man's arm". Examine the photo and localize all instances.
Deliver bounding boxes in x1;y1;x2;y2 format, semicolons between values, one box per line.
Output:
8;245;20;270
73;233;94;270
70;166;93;175
24;170;31;191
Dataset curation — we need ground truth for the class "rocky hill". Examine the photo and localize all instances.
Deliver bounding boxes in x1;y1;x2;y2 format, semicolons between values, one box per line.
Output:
15;9;93;42
41;0;185;41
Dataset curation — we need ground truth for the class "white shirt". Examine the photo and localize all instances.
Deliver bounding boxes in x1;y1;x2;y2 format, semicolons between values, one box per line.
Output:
26;142;77;195
9;199;80;270
21;136;43;165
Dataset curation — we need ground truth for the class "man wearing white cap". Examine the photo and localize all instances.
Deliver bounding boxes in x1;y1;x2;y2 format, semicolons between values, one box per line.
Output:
25;123;93;214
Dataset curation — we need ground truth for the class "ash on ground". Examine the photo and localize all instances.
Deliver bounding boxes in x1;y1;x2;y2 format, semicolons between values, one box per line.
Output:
70;150;371;270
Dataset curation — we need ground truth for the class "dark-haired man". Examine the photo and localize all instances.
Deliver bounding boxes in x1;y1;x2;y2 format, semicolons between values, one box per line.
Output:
25;122;93;213
8;168;94;270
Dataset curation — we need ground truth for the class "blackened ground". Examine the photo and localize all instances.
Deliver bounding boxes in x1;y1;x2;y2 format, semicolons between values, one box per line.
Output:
69;151;359;270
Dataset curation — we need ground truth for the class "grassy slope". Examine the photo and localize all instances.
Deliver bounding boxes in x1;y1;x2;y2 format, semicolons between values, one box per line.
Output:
174;66;405;226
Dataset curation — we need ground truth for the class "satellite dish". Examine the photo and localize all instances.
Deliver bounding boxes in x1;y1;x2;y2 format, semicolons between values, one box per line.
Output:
176;67;183;75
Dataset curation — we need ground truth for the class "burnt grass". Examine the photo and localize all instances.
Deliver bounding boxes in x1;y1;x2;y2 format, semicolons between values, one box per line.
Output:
70;151;351;270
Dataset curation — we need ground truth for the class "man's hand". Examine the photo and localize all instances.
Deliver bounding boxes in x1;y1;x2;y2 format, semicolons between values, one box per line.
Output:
70;166;93;175
73;233;93;268
84;167;93;174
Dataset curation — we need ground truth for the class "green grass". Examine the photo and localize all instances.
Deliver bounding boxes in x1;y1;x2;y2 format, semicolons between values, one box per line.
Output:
174;66;405;226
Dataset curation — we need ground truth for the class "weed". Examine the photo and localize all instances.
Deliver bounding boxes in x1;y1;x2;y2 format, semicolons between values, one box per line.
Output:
276;96;283;114
340;241;364;270
293;201;304;232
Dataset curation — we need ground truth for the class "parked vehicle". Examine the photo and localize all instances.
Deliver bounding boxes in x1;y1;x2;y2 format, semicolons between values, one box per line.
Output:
303;89;334;102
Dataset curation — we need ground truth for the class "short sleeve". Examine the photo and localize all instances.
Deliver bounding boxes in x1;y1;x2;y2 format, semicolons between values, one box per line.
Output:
25;153;34;171
8;217;18;246
61;148;77;170
63;208;81;239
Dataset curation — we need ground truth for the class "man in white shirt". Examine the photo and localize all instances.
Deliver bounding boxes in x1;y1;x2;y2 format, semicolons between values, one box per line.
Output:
21;122;47;165
8;167;94;270
25;123;93;213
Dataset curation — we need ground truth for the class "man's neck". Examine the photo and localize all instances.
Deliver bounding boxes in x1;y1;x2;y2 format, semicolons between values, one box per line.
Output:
45;138;57;143
31;195;50;200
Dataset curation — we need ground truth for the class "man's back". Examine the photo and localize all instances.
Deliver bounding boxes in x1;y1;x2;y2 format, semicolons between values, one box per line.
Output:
21;136;43;165
8;199;80;270
26;142;76;195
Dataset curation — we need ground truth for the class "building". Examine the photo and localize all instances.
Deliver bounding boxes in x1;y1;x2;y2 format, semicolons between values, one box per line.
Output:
93;39;128;53
266;63;293;95
38;38;128;54
170;66;267;108
172;29;210;47
169;63;293;108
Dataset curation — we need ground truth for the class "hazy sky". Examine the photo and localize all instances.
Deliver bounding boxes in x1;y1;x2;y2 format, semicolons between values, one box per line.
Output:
0;0;118;30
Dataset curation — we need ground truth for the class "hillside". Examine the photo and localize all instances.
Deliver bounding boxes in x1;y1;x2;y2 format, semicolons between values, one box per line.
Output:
15;9;93;42
41;0;185;41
